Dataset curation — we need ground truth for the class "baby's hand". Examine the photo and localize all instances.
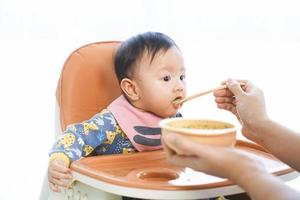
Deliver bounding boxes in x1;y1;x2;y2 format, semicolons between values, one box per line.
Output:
48;159;73;192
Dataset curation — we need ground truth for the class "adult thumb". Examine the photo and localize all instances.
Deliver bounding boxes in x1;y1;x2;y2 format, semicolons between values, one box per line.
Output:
227;78;245;99
164;134;198;156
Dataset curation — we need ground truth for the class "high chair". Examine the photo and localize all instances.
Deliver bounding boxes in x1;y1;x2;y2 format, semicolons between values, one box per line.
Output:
42;41;298;200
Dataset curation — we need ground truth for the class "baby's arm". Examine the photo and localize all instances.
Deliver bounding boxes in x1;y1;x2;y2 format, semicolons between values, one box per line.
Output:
48;112;109;192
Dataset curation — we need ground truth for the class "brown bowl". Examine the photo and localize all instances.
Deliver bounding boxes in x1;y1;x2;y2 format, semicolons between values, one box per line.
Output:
159;118;237;147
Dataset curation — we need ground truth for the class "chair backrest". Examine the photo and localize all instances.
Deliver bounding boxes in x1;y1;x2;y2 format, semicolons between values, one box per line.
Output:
56;41;122;131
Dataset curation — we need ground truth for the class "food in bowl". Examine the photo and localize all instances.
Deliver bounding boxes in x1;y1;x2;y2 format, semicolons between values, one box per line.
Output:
159;118;237;147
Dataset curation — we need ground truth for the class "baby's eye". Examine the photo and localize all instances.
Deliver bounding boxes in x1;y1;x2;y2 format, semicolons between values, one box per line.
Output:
163;75;171;82
180;75;185;81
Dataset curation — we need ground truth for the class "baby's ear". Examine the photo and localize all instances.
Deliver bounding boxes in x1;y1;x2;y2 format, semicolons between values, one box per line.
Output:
120;78;140;101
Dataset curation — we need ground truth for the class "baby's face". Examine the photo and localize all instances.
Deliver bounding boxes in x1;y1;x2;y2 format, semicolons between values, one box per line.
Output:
132;47;186;118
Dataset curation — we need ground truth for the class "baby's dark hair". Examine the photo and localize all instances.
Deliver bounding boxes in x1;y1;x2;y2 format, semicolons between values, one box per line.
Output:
114;32;178;83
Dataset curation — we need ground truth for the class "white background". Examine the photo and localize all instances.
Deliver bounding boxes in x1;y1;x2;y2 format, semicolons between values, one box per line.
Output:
0;0;300;199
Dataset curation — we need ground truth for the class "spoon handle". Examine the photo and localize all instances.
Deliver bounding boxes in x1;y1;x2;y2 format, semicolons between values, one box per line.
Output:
176;82;246;104
179;85;227;104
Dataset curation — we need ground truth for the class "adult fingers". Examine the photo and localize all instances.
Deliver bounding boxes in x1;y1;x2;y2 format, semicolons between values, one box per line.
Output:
226;78;246;99
216;103;238;115
167;154;204;169
213;88;233;97
163;134;200;156
162;136;176;157
215;97;235;104
244;80;255;93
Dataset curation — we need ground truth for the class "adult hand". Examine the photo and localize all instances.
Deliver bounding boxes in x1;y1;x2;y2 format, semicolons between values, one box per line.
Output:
163;133;266;183
214;79;269;142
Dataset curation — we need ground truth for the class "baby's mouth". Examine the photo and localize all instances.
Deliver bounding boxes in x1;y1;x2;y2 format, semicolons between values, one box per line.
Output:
172;97;183;107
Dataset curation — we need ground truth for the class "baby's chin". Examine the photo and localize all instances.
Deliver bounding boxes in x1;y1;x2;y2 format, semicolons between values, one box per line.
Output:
152;105;180;118
161;110;179;118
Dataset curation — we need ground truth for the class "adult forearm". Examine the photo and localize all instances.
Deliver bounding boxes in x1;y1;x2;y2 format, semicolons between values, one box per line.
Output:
253;119;300;171
237;171;300;200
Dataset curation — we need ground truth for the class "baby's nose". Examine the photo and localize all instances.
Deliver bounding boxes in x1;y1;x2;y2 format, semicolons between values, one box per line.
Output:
175;86;183;92
174;82;185;92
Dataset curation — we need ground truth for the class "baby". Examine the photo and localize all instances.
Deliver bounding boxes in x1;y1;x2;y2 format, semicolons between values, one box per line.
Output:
48;32;186;192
